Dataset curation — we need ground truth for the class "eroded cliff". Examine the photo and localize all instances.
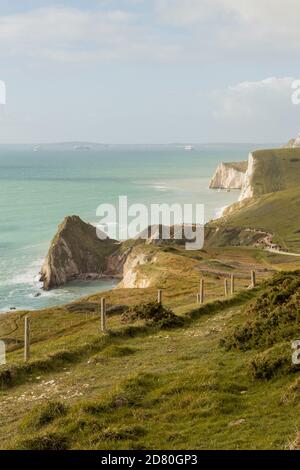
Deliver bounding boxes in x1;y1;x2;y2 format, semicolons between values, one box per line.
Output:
209;161;247;190
40;216;120;290
239;148;300;201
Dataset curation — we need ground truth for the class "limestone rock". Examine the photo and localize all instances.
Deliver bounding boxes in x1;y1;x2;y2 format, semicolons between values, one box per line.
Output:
209;161;247;190
239;148;300;201
40;215;120;290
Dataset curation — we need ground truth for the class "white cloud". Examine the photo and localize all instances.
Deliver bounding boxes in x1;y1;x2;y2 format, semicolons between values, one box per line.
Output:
1;2;299;64
212;77;300;141
155;0;300;50
0;6;181;62
155;0;219;26
213;77;295;118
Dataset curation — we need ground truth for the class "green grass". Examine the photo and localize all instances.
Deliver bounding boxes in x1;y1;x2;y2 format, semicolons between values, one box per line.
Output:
222;271;300;350
7;296;300;450
208;186;300;252
207;148;300;252
3;146;300;449
2;244;300;450
0;277;299;450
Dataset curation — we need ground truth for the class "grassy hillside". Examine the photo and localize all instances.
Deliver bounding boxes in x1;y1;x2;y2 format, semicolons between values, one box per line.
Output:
1;245;300;450
208;187;300;252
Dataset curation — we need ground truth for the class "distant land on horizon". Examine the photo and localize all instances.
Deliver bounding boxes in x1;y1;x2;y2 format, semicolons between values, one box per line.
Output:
0;141;283;151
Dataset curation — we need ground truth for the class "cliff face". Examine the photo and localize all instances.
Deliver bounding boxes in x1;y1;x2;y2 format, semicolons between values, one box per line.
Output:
239;153;255;200
118;247;155;288
40;220;196;291
239;148;300;201
40;216;120;290
209;161;247;190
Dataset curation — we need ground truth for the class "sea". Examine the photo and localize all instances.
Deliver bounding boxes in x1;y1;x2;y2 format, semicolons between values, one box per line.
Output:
0;143;270;312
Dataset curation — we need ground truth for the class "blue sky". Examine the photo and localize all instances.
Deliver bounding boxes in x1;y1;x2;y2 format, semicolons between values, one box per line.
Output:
0;0;300;144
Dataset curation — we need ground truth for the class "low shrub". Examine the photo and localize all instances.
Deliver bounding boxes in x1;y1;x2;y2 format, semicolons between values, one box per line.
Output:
248;343;294;380
122;302;184;329
222;271;300;351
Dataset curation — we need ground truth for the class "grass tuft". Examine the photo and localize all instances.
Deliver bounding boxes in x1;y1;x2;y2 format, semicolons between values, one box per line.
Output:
20;401;69;431
17;432;69;450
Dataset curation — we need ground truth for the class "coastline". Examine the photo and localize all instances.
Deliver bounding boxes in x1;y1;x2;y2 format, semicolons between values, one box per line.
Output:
0;148;244;313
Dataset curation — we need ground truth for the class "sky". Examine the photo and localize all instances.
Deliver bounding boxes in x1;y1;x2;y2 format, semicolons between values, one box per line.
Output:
0;0;300;144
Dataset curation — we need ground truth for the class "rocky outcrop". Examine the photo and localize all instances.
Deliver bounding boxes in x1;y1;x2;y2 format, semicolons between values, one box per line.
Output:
40;218;200;290
118;247;155;288
40;216;120;290
209;161;247;190
135;225;189;246
239;148;300;201
105;247;133;278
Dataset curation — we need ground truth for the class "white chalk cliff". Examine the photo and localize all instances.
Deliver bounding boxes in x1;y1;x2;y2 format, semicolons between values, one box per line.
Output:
239;153;255;201
239;147;300;202
118;249;154;288
209;162;247;190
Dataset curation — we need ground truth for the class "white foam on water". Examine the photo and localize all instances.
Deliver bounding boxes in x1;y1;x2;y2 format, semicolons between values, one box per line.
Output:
0;258;43;287
132;180;171;192
27;288;67;299
152;184;169;192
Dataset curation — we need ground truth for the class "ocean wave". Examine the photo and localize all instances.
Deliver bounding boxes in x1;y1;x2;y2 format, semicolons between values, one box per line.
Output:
27;288;68;299
132;180;171;192
152;184;169;192
0;258;43;287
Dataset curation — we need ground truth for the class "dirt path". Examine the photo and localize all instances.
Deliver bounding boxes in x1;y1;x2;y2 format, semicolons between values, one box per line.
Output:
266;248;300;257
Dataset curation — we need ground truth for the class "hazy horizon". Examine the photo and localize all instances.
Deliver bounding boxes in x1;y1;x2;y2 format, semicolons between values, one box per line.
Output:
0;140;283;147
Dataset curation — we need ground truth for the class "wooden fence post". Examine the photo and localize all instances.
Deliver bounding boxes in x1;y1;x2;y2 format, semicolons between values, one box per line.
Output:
158;289;163;304
24;316;30;362
251;270;256;288
230;275;235;295
101;297;107;332
224;279;228;297
199;279;204;305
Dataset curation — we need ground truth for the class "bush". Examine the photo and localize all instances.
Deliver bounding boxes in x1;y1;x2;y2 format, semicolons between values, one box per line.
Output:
248;343;294;380
122;302;184;329
222;271;300;351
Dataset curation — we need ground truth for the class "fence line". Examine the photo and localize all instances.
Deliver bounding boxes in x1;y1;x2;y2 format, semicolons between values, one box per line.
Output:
0;270;258;364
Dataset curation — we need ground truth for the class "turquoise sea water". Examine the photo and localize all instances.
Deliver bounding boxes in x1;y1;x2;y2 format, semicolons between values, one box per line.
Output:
0;144;264;312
